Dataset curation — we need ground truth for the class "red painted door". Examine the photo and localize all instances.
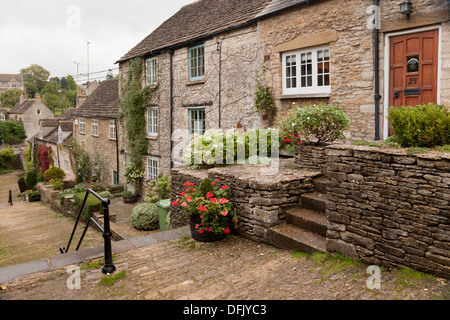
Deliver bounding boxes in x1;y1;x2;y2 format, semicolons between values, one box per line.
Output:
389;30;439;108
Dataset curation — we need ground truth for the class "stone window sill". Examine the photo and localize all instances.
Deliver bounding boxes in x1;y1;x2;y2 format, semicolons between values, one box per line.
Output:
186;79;206;86
278;93;331;100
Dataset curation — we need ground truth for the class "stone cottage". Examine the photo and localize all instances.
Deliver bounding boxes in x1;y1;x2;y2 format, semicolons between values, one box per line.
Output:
116;0;450;179
34;117;76;181
8;93;54;139
72;79;124;187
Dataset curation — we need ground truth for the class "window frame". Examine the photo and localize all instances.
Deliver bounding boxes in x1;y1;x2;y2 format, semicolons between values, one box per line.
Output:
79;118;86;135
91;119;99;137
188;44;205;81
146;107;158;137
189;107;206;138
146;57;158;86
146;156;159;181
282;45;331;95
109;120;116;140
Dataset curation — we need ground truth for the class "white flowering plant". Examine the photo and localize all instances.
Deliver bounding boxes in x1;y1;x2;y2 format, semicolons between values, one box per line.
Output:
124;164;144;193
278;103;350;148
183;129;278;169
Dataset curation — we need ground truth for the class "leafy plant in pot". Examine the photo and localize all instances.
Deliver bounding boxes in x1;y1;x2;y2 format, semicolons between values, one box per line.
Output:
123;164;144;203
174;178;237;242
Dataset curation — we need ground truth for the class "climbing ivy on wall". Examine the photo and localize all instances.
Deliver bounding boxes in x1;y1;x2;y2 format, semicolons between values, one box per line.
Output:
119;57;152;171
252;62;276;122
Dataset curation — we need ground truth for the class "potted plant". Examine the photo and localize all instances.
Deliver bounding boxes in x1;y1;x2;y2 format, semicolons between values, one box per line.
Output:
123;164;144;201
23;189;41;202
173;177;237;242
122;190;139;204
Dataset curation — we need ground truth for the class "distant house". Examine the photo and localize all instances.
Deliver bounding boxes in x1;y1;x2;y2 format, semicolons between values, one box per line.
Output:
34;115;76;181
72;79;123;186
8;93;54;139
0;74;26;94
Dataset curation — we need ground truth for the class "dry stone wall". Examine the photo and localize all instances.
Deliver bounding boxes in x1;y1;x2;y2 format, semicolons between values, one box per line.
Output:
325;145;450;278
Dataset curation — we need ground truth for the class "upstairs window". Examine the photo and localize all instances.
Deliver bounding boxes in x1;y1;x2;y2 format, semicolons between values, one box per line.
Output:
79;118;86;134
282;45;331;95
146;58;158;86
91;119;98;137
109;120;116;140
189;44;205;81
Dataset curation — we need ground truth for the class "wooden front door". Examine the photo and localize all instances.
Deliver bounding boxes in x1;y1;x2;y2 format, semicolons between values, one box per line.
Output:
389;30;439;108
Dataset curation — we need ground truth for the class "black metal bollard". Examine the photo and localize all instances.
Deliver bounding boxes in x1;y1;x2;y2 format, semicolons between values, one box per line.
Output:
8;190;13;206
101;198;116;275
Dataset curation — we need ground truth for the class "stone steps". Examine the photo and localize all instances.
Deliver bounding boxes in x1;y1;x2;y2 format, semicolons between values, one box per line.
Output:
285;207;328;237
268;223;327;254
268;177;328;254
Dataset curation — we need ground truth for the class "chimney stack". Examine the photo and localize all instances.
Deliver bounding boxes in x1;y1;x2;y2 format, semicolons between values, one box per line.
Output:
19;94;27;104
35;93;41;101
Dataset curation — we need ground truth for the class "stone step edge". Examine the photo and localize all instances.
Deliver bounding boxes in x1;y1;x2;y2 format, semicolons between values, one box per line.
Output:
267;223;327;254
285;207;328;237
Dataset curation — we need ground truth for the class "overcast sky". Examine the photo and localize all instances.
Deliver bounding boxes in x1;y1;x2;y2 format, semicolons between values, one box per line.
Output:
0;0;197;84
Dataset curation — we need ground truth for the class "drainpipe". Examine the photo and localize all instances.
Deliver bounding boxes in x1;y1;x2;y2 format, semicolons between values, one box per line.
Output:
374;0;381;141
115;118;119;183
169;49;174;169
218;40;222;129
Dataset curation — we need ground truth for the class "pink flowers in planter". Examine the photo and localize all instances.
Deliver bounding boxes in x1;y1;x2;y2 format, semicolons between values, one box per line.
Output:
174;177;237;236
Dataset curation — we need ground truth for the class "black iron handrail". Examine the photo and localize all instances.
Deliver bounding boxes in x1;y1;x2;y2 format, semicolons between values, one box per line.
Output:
60;189;116;274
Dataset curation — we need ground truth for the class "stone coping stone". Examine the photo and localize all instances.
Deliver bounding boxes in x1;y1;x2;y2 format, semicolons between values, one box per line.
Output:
0;259;50;284
327;144;450;160
174;160;322;189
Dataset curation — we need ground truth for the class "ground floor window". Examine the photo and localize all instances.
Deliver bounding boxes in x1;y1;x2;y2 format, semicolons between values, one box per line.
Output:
282;45;331;95
146;157;159;181
189;108;205;137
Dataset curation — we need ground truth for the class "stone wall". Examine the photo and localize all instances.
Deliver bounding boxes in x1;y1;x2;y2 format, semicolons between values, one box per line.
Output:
325;145;450;278
170;160;321;243
294;143;330;174
73;117;123;187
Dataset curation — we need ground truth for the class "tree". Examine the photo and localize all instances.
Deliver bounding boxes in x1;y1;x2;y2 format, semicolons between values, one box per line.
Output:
20;64;50;98
66;75;78;91
0;89;26;108
0;121;27;144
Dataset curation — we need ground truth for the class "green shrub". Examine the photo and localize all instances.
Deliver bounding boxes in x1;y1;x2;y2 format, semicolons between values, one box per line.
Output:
0;121;26;145
25;170;38;190
145;175;171;203
197;177;214;198
278;103;350;146
73;192;102;221
50;179;63;191
44;166;66;182
0;148;16;170
130;203;159;230
387;103;450;148
17;177;27;193
59;185;89;204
